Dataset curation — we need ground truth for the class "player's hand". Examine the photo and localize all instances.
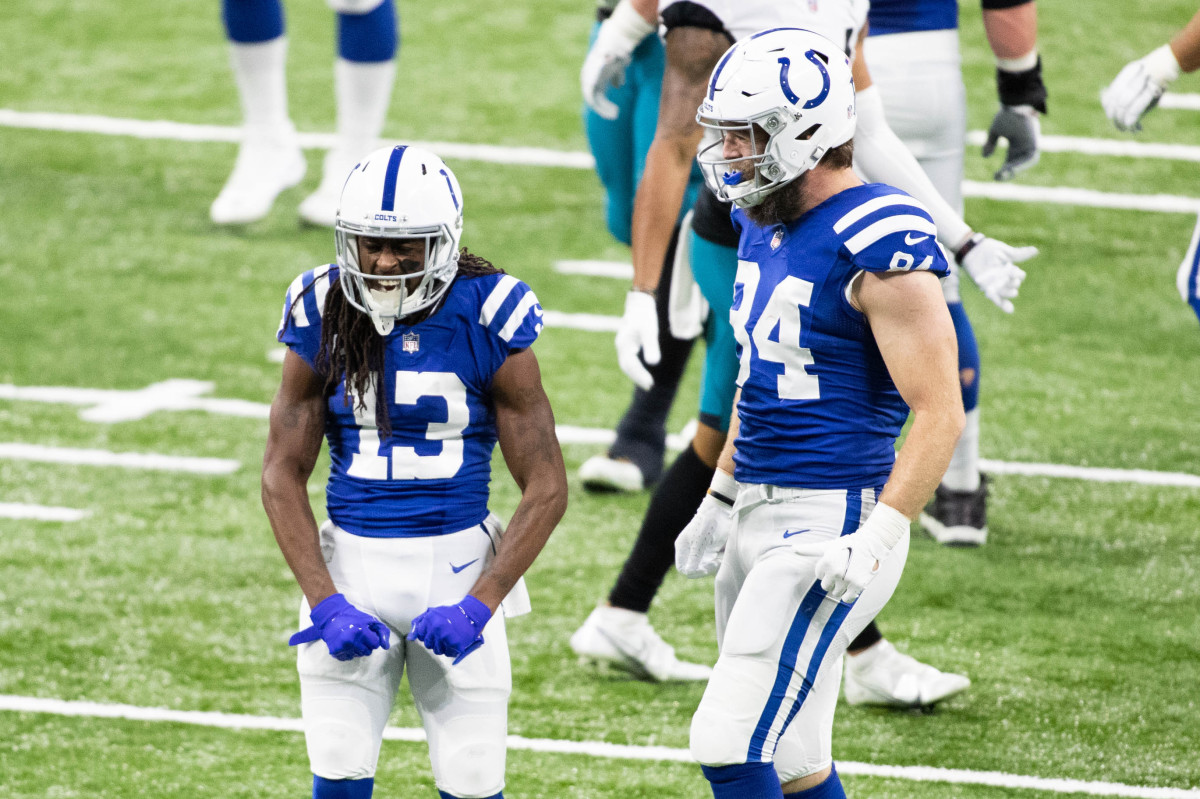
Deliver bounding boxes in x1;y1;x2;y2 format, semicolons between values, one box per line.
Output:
289;593;391;661
957;234;1036;314
790;503;909;604
408;595;492;665
615;290;660;389
1102;45;1181;132
675;490;735;579
581;0;655;120
982;105;1040;181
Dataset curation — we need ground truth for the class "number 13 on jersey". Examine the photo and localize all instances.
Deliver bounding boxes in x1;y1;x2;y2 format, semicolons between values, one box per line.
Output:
730;260;821;400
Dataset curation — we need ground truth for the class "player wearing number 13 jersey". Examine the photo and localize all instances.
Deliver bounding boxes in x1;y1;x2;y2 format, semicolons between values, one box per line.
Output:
263;144;566;799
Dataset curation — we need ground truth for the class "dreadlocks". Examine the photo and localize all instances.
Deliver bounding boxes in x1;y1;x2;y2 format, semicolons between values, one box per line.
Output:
289;248;504;440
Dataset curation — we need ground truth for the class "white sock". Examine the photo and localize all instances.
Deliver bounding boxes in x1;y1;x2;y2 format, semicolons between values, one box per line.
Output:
229;37;292;140
333;57;396;161
942;408;981;492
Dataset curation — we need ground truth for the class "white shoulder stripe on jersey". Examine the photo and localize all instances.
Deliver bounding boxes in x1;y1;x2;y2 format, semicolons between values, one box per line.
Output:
843;215;938;255
498;291;541;343
313;266;333;320
285;272;310;328
479;274;521;328
832;194;927;234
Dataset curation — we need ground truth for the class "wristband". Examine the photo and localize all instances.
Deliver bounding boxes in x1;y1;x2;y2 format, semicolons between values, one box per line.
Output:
707;469;737;508
954;232;985;264
997;56;1048;113
858;501;910;549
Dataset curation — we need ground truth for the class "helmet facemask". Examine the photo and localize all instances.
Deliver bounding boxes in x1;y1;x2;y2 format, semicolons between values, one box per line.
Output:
335;223;459;336
696;110;811;208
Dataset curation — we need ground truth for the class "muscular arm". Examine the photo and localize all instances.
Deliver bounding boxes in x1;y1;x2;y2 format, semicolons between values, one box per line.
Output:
856;271;965;518
470;348;568;613
631;0;656;25
261;350;337;608
630;26;731;293
1170;8;1200;73
982;2;1037;60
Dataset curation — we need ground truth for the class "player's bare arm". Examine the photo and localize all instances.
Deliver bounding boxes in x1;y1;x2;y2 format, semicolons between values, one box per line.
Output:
262;349;338;608
856;270;965;518
630;26;731;293
470;347;568;613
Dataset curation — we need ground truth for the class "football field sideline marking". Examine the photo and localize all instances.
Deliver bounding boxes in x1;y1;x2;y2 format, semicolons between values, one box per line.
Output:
2;382;1199;489
0;695;1195;799
3;109;1200;214
0;443;239;475
0;502;89;522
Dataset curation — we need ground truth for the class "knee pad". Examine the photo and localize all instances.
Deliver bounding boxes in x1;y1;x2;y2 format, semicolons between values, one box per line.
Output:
304;698;381;780
222;0;284;43
690;704;744;767
336;0;397;62
429;714;507;798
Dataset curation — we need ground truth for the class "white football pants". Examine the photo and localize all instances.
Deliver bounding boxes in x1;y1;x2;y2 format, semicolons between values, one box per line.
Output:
690;485;908;783
863;28;967;302
295;519;510;798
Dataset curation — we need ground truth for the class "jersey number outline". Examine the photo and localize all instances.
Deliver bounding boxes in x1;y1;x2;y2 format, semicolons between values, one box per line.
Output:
731;260;821;400
347;371;469;480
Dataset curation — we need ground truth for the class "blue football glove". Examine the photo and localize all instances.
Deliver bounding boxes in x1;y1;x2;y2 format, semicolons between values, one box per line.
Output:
289;593;391;662
407;595;492;665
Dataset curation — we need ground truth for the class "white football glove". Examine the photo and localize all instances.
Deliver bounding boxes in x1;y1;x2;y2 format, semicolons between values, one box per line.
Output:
956;233;1037;314
615;290;660;389
790;502;909;604
581;0;655;120
675;470;737;578
1101;44;1181;133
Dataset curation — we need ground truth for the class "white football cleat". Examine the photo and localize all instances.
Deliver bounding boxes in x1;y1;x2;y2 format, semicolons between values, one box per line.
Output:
299;149;359;228
210;125;306;225
570;605;712;682
579;455;646;493
843;640;970;708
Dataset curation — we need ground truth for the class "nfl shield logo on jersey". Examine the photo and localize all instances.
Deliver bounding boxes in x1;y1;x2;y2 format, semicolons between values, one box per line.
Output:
771;229;784;250
402;332;420;353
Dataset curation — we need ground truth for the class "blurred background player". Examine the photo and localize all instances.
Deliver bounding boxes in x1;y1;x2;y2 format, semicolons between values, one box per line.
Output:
1101;7;1200;326
577;0;706;493
863;0;1047;545
570;0;714;681
263;145;567;799
573;0;1035;705
675;29;965;797
211;0;398;227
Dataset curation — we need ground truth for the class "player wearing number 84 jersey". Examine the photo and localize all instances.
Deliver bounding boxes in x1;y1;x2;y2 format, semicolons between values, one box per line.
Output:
264;144;566;799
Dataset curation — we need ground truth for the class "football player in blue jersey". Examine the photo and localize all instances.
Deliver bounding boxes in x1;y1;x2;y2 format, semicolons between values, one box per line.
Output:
673;29;966;799
863;0;1047;551
212;0;399;227
262;145;567;799
1102;7;1200;327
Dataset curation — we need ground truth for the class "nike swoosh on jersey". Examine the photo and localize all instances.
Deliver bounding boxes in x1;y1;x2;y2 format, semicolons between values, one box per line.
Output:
781;529;810;539
450;558;480;574
904;233;930;245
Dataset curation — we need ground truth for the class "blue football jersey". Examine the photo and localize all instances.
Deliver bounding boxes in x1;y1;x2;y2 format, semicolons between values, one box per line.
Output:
277;266;544;537
867;0;957;36
729;183;949;490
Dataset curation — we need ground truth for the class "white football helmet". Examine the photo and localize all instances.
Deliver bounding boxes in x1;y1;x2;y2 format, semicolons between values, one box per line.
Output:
696;28;856;208
334;144;464;335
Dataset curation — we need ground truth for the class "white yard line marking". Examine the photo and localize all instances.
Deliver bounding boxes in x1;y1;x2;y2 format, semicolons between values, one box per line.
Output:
0;443;239;475
0;381;270;421
965;129;1200;163
1160;92;1200;111
540;309;622;332
3;383;1198;488
3;109;1200;213
553;260;634;279
0;503;89;522
0;695;1194;798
